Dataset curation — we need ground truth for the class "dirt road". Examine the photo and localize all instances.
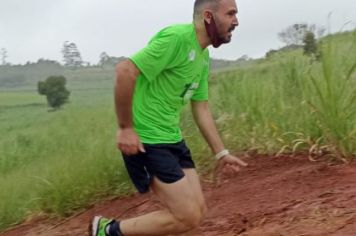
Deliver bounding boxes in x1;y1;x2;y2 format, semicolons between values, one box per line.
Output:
1;155;356;236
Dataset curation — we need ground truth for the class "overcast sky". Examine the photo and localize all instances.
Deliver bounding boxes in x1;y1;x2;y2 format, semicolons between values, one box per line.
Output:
0;0;355;65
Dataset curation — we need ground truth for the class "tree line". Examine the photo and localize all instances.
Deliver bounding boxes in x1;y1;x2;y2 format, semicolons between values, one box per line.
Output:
1;23;332;67
0;42;123;68
265;23;326;59
278;23;325;57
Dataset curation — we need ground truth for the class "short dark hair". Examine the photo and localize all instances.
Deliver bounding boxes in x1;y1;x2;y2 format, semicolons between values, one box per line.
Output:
193;0;220;20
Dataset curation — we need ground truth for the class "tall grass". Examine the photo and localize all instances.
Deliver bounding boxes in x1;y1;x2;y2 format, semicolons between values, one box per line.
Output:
201;31;356;159
304;34;356;157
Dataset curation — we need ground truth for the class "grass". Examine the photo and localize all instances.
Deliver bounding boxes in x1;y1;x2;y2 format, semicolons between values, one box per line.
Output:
0;30;355;231
203;31;356;159
0;91;45;107
0;90;133;229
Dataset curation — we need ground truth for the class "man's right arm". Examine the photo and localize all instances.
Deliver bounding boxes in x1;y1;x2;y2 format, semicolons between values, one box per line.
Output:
115;59;145;155
115;59;140;129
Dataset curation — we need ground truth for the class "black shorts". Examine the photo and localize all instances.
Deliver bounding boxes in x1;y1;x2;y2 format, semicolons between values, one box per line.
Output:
122;140;195;193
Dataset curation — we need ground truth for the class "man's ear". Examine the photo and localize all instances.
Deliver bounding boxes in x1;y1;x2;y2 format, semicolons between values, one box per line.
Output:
203;10;213;24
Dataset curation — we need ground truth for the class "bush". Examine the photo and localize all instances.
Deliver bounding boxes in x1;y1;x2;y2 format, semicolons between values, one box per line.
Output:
37;76;70;109
303;31;318;56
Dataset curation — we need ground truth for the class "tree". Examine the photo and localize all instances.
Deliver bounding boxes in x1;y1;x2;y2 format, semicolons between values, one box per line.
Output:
61;41;83;68
265;49;278;58
1;48;8;65
278;23;325;46
303;31;318;56
38;76;70;109
98;52;125;67
99;52;110;65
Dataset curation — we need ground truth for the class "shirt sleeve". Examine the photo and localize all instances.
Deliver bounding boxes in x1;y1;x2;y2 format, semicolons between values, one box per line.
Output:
129;28;182;82
191;63;209;101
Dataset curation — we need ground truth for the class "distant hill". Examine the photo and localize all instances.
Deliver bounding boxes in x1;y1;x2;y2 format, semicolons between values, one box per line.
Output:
265;44;303;58
0;57;247;90
210;56;254;70
1;29;354;91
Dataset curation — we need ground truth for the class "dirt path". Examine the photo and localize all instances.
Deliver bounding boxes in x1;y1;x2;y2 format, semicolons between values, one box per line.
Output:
1;155;356;236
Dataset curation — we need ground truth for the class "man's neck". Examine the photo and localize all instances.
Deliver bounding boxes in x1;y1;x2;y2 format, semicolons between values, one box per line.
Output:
194;22;211;49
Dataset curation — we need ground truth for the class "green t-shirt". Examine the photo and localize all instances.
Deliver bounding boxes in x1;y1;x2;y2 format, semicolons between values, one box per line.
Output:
129;23;210;144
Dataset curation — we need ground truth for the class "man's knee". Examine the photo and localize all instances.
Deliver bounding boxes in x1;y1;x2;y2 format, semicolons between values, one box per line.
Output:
173;203;205;231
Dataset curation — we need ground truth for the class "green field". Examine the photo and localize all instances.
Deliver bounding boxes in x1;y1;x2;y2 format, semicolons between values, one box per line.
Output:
0;30;355;231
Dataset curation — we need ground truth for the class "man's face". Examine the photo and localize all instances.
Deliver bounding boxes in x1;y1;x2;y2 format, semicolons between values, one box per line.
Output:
204;0;239;47
214;0;239;43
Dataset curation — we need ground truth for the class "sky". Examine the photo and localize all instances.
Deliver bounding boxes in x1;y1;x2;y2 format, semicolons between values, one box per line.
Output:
0;0;355;65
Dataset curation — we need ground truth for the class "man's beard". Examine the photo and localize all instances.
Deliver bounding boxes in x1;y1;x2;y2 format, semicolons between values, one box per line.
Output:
204;16;234;48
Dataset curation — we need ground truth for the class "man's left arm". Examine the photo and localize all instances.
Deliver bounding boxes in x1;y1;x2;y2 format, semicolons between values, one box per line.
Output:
191;101;248;174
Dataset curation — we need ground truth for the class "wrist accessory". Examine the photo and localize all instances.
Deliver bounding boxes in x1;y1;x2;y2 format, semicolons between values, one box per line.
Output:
215;149;229;160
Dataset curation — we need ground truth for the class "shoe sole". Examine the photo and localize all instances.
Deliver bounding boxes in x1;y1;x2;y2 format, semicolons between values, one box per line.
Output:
88;216;101;236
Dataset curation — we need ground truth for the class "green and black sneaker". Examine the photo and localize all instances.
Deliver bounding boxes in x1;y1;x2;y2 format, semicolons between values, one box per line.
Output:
89;216;112;236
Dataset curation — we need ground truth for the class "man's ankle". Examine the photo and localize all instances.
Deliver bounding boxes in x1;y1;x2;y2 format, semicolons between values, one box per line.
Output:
106;220;124;236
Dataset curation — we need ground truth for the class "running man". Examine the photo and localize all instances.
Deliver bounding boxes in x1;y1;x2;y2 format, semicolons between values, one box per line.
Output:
90;0;247;235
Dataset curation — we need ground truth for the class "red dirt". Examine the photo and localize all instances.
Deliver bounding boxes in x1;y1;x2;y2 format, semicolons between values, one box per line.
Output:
1;155;356;236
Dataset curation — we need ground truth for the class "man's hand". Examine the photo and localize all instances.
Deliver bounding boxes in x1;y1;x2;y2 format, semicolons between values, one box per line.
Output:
216;154;248;178
117;128;145;155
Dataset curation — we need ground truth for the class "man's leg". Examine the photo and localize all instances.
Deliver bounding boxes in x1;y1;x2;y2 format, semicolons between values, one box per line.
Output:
172;169;207;236
182;168;207;217
152;169;206;214
158;168;207;236
119;175;203;235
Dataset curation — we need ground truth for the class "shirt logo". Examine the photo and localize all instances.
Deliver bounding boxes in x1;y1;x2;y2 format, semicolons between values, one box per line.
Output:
189;50;196;61
181;82;199;103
